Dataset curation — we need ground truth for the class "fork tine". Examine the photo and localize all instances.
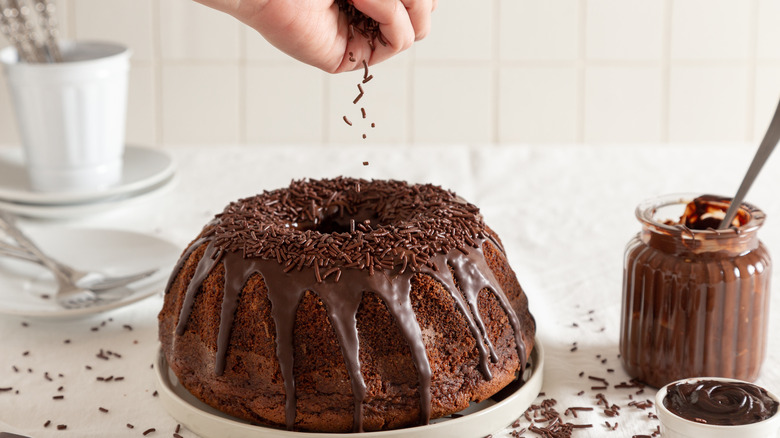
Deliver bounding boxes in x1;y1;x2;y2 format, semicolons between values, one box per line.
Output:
60;295;102;309
55;286;100;309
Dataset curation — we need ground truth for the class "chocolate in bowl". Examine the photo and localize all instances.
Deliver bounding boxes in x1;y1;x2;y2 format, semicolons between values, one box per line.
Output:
656;378;780;438
663;379;778;425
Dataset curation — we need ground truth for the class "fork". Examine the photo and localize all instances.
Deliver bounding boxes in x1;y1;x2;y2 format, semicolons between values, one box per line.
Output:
0;242;158;291
0;212;158;308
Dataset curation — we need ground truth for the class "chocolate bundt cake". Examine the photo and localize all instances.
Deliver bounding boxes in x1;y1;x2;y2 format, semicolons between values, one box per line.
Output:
158;177;535;432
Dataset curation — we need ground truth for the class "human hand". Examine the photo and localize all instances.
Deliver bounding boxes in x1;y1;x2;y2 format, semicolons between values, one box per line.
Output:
194;0;437;73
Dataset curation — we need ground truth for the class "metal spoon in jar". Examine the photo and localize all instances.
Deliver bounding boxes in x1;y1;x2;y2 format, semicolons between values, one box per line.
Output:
719;98;780;229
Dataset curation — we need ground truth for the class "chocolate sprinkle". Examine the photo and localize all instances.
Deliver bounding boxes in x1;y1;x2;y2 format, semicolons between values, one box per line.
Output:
336;0;385;47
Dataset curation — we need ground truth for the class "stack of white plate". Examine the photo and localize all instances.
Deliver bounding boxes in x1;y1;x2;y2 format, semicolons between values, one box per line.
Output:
0;145;176;219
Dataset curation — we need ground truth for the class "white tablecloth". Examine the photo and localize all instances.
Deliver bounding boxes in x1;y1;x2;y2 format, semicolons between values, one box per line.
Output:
1;143;779;437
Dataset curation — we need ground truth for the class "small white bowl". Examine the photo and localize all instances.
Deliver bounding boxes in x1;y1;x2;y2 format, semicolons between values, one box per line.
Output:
656;377;780;438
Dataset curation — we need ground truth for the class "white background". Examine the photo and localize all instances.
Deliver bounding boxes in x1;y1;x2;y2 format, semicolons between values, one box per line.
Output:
1;0;780;147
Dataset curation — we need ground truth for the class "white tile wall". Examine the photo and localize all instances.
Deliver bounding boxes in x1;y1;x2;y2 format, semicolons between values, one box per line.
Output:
584;66;664;143
413;65;493;143
670;0;753;61
585;0;665;61
245;65;326;144
498;67;578;143
161;64;240;143
415;0;492;62
0;0;779;146
757;0;780;61
73;0;155;62
755;66;780;137
669;65;750;142
160;0;240;61
500;0;580;62
328;58;411;144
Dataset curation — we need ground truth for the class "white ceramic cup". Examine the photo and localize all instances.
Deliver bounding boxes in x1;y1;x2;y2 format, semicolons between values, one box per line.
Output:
0;41;131;193
656;377;780;438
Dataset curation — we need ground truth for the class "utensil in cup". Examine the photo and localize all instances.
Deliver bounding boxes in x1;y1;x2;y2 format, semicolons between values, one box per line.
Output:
0;40;131;193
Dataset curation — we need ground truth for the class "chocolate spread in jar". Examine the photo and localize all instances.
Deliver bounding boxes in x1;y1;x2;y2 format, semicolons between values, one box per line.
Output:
620;195;772;388
664;379;779;425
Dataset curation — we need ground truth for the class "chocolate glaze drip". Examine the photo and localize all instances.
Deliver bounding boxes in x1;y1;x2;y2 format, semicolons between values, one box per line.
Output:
166;178;528;432
172;239;522;431
664;380;779;425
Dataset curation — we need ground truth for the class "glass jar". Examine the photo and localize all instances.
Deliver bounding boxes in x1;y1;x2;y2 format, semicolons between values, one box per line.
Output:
620;194;772;388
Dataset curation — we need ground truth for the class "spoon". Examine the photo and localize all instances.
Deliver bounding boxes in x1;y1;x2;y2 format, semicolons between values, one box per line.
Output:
718;97;780;229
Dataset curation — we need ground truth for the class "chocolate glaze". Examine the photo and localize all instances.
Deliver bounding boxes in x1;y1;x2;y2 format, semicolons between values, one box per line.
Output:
664;380;779;425
620;195;771;388
165;178;529;432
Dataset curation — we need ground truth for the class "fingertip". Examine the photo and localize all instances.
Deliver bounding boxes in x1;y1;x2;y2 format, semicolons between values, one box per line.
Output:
400;0;433;41
414;22;430;41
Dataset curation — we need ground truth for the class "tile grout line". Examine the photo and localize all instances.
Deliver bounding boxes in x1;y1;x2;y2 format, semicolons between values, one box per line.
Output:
322;70;331;145
406;47;415;144
745;0;759;143
576;0;587;143
152;0;164;146
491;0;500;144
661;0;672;142
238;28;246;144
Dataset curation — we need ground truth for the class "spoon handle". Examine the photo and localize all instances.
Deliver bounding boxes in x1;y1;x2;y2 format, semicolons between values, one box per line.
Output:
719;98;780;229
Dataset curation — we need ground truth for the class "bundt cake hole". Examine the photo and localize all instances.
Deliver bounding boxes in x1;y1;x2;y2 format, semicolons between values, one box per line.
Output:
299;210;383;234
292;196;388;235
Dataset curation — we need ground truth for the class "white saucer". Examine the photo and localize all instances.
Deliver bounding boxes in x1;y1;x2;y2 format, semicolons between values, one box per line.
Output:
0;172;177;219
0;145;175;205
155;339;544;438
0;227;180;319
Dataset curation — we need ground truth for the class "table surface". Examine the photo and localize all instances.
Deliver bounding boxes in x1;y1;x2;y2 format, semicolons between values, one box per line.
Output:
1;143;779;438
